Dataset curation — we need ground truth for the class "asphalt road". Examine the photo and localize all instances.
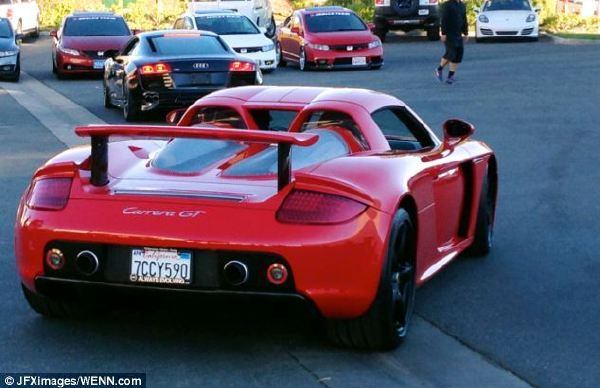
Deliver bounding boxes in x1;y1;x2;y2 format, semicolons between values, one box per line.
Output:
1;33;600;387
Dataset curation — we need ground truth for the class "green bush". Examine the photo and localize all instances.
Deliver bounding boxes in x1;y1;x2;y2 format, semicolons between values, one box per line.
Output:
542;13;600;32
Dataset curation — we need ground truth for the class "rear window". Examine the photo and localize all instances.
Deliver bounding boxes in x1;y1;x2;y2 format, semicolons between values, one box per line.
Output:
305;12;367;33
249;110;298;131
189;106;246;129
195;15;260;35
301;110;367;148
224;129;350;176
63;16;130;37
147;34;228;56
0;19;12;38
152;139;247;173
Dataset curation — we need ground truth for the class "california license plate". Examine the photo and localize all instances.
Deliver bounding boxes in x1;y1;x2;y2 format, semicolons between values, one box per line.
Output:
352;57;367;66
130;248;192;285
93;59;106;70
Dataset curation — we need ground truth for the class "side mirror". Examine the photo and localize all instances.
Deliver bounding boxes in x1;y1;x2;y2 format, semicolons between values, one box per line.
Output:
166;108;187;125
367;22;376;32
443;119;474;148
50;30;58;39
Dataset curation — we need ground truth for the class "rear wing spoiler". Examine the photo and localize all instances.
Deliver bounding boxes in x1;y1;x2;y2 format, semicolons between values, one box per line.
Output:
75;125;319;191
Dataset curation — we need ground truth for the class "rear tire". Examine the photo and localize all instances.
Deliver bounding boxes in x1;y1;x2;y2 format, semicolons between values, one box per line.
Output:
22;285;93;319
326;209;416;350
123;87;140;121
103;84;112;108
465;169;495;256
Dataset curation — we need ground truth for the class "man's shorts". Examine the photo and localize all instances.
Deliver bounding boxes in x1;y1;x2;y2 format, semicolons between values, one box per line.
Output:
443;42;464;63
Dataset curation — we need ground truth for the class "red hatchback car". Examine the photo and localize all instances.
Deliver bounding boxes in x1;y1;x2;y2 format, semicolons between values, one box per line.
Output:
51;12;134;78
16;86;496;350
277;6;384;71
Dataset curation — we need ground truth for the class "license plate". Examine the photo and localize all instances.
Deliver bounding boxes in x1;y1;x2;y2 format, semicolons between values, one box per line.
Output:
93;59;105;70
352;57;367;66
191;73;211;85
130;248;192;285
418;9;429;15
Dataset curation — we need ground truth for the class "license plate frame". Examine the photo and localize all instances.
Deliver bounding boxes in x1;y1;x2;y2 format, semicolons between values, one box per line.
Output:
352;57;367;66
93;59;106;70
129;247;193;285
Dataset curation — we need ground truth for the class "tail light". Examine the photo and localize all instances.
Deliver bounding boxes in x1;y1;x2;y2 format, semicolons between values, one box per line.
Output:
140;63;171;75
27;178;72;211
276;190;367;224
229;61;256;72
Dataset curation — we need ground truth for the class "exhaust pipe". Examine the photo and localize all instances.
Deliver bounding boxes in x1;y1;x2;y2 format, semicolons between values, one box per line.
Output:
223;261;248;286
76;250;99;275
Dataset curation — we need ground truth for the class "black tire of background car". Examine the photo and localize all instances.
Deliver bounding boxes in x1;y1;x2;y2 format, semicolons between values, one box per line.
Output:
392;0;419;17
299;47;307;71
326;209;416;350
21;284;97;318
32;16;40;39
465;168;495;256
103;85;112;108
374;28;388;43
123;87;139;121
266;16;276;38
277;42;286;67
427;25;441;41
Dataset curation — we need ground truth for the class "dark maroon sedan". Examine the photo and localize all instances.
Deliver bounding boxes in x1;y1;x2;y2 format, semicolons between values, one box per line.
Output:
51;12;134;78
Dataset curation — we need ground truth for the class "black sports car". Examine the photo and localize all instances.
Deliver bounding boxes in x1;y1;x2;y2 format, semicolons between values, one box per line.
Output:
103;30;262;120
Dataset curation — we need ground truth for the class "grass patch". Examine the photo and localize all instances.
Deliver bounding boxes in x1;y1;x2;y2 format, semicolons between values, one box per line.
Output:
555;32;600;40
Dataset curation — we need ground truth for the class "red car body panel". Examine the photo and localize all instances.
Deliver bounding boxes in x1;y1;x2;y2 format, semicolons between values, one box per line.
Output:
15;86;496;319
278;8;384;70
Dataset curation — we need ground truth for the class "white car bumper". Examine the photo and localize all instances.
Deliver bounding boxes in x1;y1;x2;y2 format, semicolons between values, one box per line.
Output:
476;22;539;38
237;50;278;71
0;53;18;70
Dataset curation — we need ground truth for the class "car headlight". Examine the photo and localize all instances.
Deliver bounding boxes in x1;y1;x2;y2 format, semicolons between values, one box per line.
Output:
478;14;489;23
368;40;382;49
307;43;329;51
0;50;18;57
526;13;536;22
262;43;275;52
58;45;81;56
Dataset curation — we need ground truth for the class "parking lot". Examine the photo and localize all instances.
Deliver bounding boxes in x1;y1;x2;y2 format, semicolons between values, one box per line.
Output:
1;34;600;387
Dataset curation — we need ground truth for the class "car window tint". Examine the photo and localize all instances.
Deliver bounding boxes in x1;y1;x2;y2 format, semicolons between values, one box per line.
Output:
483;0;531;11
63;16;130;37
0;19;12;38
224;129;350;176
371;108;433;150
305;12;366;33
301;110;368;148
189;107;247;129
147;34;228;55
195;15;259;35
152;139;247;173
249;110;298;131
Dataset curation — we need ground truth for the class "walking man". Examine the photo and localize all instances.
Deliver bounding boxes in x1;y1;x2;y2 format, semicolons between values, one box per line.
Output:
435;0;469;84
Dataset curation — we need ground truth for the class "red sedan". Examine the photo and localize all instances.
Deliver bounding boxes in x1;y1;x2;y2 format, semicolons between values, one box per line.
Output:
16;86;496;350
51;12;134;78
277;6;384;71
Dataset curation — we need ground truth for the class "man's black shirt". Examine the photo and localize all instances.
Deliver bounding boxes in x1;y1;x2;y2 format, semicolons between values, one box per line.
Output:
441;0;468;45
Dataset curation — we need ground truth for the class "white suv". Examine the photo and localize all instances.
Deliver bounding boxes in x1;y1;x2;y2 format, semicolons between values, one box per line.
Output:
0;0;40;37
188;0;275;37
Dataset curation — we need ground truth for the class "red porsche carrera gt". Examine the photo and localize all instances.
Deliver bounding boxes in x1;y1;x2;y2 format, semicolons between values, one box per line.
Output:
15;86;497;350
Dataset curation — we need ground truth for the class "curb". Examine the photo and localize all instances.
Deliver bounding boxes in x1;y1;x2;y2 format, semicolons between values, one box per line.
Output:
542;31;600;45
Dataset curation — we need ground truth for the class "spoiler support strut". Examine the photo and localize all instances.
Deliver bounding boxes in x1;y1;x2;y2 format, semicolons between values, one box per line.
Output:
90;136;109;187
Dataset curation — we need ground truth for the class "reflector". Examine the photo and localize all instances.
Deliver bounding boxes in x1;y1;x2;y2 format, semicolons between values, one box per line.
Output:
27;178;72;211
276;190;367;224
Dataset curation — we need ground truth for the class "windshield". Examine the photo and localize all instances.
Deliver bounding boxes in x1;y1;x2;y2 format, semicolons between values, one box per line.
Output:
63;16;131;37
195;15;260;35
0;19;12;38
147;34;228;56
305;12;367;33
483;0;532;11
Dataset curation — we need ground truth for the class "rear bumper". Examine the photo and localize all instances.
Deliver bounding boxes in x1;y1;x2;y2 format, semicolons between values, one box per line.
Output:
16;199;392;319
374;6;439;29
134;87;224;111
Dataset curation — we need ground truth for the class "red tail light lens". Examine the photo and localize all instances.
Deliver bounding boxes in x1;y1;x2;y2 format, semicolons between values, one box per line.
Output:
140;63;171;75
229;61;256;72
276;190;367;224
27;178;72;211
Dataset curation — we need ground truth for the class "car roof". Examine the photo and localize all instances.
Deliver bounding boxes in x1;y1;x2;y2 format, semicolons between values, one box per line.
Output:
202;86;405;112
301;6;352;14
69;11;121;18
192;9;237;15
139;29;218;38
